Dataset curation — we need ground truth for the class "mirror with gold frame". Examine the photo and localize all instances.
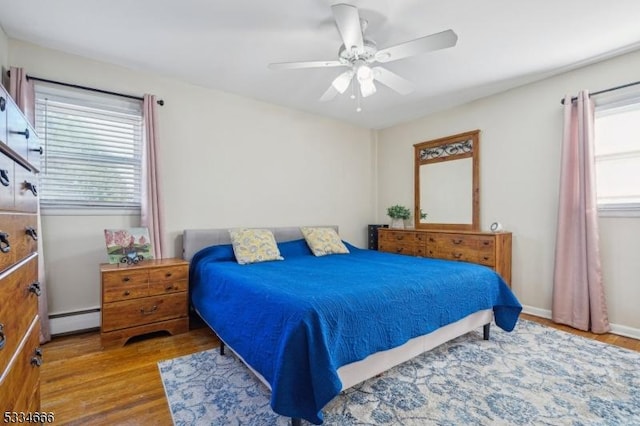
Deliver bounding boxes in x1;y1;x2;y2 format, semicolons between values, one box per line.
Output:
414;130;480;231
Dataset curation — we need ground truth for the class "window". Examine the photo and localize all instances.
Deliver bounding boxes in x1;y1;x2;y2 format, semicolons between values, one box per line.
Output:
594;96;640;215
34;83;143;212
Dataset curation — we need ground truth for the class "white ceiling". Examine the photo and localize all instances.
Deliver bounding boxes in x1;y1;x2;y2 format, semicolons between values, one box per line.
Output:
1;0;640;129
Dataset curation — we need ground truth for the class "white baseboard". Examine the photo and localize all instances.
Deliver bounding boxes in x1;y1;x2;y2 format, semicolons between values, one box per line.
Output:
50;310;101;336
521;304;640;340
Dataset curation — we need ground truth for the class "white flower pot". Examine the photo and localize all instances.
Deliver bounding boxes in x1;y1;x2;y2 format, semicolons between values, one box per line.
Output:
390;218;405;229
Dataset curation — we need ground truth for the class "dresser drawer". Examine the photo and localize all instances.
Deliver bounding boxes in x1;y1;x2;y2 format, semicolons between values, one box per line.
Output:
0;317;41;411
103;283;149;303
427;246;478;263
14;166;38;214
378;230;417;243
102;292;187;332
378;241;417;256
103;269;149;289
149;265;188;284
0;256;39;375
14;214;38;262
149;279;188;296
6;100;30;162
0;151;15;210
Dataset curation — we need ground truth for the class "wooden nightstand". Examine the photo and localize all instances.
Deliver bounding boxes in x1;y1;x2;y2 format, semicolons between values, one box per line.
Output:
100;258;189;348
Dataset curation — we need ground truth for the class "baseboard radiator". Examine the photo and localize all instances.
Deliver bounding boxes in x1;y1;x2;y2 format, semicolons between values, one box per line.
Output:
49;308;101;336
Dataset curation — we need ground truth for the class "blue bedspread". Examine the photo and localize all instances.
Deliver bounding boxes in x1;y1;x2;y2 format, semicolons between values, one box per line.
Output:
190;239;522;424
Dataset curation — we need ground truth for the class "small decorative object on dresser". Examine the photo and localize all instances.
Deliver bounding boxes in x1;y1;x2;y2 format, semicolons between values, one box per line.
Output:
386;204;411;229
100;258;189;348
378;228;512;286
104;227;154;265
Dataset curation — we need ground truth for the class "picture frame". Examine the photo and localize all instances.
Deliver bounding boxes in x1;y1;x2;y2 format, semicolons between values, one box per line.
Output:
104;227;154;265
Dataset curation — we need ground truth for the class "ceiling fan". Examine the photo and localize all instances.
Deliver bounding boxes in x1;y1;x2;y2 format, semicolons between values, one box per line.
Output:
268;3;458;109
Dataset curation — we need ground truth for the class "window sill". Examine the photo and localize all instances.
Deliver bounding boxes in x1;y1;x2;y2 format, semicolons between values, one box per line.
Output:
41;207;141;217
598;206;640;218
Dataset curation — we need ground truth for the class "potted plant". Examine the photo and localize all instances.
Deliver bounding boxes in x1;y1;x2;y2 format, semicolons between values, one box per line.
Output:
387;204;411;229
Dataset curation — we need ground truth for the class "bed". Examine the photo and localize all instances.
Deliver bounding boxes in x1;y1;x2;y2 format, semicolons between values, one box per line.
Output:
183;226;522;425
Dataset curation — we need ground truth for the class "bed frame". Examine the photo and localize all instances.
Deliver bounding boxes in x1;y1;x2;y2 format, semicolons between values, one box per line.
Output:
183;226;492;425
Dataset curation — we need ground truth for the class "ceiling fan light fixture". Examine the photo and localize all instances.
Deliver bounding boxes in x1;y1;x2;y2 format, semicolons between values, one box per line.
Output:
359;78;376;98
356;63;373;83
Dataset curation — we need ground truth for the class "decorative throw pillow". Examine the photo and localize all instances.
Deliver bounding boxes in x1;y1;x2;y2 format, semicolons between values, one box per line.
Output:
300;227;350;256
228;228;283;265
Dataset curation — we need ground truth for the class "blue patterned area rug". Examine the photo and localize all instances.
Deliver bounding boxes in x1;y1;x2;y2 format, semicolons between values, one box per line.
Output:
158;320;640;425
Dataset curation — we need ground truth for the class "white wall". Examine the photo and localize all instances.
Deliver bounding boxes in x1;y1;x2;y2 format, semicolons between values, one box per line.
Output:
8;40;376;318
377;49;640;334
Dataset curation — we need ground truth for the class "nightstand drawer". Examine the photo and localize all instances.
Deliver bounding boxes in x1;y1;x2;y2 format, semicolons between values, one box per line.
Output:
149;265;188;284
103;269;149;289
103;283;149;303
101;292;187;332
149;279;187;296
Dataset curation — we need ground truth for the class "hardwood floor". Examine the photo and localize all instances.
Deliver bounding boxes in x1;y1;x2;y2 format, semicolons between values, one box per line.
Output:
40;315;639;425
40;325;219;425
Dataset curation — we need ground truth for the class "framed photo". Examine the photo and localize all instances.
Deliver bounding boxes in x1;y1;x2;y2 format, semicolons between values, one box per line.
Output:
104;227;154;265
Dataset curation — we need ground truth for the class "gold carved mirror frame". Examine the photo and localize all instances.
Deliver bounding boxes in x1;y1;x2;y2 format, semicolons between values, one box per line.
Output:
414;130;480;231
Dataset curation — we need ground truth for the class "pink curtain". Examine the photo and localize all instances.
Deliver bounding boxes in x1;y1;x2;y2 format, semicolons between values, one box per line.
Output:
141;94;165;258
552;90;610;334
8;67;51;343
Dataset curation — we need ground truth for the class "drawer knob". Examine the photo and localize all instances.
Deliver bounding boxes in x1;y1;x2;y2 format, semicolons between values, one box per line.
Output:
165;272;172;278
123;290;131;296
15;128;30;139
0;169;9;187
396;247;404;253
140;305;158;315
122;277;131;282
452;239;462;245
0;96;5;112
165;285;174;291
23;181;38;197
29;281;42;296
29;146;44;155
35;347;43;357
25;226;38;241
31;356;42;367
0;232;10;254
453;253;463;259
0;323;5;350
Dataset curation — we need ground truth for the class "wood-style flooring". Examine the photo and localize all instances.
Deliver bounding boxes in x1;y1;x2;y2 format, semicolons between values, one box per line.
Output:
40;314;640;425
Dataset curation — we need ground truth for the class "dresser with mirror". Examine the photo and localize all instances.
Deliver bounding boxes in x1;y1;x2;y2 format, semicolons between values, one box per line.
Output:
378;130;512;285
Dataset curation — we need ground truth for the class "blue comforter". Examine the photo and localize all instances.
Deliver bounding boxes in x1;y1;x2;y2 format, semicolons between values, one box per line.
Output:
190;239;521;424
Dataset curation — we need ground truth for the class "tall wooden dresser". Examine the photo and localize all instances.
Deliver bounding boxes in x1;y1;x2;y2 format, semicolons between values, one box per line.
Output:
0;84;43;412
378;228;512;286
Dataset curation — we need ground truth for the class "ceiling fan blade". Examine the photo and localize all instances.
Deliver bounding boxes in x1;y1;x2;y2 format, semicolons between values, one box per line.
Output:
268;60;345;70
332;70;354;93
320;70;354;102
360;79;376;98
332;3;364;52
372;67;414;95
375;29;458;63
319;85;339;102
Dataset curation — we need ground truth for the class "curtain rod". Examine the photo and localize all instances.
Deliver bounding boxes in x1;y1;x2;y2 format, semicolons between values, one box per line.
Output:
6;70;164;106
560;80;640;105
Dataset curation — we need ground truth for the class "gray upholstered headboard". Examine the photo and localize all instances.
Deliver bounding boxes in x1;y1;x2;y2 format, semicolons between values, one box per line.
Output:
182;226;338;261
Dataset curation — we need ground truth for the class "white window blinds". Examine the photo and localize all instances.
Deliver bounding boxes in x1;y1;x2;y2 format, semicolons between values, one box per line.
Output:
595;99;640;213
34;83;143;210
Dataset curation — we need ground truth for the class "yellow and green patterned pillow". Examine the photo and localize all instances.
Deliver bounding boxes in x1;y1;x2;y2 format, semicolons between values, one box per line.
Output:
228;228;283;265
300;227;350;257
